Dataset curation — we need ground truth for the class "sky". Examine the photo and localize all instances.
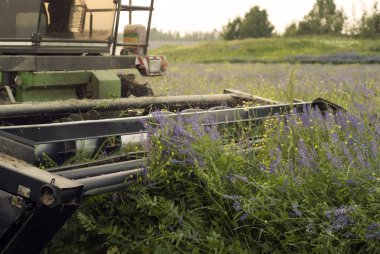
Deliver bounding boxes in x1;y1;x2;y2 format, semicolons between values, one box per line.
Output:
126;0;378;34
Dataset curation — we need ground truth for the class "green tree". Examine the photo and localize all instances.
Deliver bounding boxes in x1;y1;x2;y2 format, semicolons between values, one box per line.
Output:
284;22;298;37
298;0;345;35
221;17;241;40
357;3;380;38
239;6;274;38
221;6;274;40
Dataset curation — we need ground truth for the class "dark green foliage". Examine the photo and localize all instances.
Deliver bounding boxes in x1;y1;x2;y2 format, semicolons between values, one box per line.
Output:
150;28;181;41
222;6;273;40
221;17;241;40
283;23;298;37
357;3;380;38
149;28;219;41
297;0;345;35
239;7;274;39
47;104;380;253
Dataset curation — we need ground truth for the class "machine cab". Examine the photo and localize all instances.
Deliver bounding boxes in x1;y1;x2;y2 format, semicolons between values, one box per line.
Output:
0;0;116;54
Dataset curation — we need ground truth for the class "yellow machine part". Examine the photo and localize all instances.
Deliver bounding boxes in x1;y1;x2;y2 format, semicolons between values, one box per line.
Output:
123;24;146;55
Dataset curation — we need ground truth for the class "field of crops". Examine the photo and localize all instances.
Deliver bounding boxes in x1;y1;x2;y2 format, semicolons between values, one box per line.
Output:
48;63;379;253
150;63;379;111
151;37;380;64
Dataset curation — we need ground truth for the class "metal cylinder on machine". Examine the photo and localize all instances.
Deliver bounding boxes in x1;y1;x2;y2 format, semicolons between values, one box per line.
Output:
122;24;146;55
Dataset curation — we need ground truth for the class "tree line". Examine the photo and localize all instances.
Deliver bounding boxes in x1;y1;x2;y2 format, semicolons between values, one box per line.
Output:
222;0;380;40
150;28;219;41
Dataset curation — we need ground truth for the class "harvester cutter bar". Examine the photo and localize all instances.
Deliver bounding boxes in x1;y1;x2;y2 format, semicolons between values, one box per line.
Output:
0;99;337;166
0;89;275;122
0;92;342;254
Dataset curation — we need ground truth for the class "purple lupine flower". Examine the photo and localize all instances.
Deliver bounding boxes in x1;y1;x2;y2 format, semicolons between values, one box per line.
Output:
365;232;380;240
346;179;356;186
375;124;380;137
112;193;119;202
331;214;352;232
289;204;302;217
222;194;243;212
203;115;221;141
311;107;323;122
301;106;311;127
347;114;364;133
171;159;186;165
365;223;380;240
325;145;342;169
141;166;149;176
325;205;355;232
259;164;268;173
184;113;204;138
341;141;353;163
297;139;316;169
329;131;339;143
342;232;358;239
370;140;378;158
353;145;369;169
227;173;249;183
222;194;242;201
358;84;375;98
368;222;380;232
269;148;282;173
233;201;242;211
239;212;249;221
292;176;303;186
285;113;297;127
173;114;193;140
235;174;249;183
306;223;316;235
275;113;283;122
368;174;377;181
334;112;348;130
368;187;377;193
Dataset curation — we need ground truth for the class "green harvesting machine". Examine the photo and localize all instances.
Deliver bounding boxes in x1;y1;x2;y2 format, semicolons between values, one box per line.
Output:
0;1;342;253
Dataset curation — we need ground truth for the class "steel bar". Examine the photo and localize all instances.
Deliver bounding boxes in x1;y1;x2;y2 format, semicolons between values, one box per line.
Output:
0;99;342;165
0;160;83;205
57;159;145;179
0;93;242;118
112;0;122;56
0;101;311;143
223;89;281;105
83;181;135;196
79;168;144;192
0;94;341;167
47;152;145;172
129;0;132;24
144;0;154;55
121;5;153;11
117;42;148;47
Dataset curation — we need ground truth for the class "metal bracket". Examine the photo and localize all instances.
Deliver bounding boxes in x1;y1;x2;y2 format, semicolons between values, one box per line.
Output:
4;86;15;103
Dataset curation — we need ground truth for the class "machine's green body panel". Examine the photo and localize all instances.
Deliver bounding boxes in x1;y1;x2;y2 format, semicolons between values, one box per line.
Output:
14;70;121;102
88;71;121;99
19;71;91;88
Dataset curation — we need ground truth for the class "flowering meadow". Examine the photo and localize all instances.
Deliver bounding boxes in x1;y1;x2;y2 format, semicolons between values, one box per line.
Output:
48;63;379;253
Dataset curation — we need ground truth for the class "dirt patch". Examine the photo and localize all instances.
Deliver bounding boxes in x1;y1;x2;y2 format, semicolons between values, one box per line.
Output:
0;153;30;168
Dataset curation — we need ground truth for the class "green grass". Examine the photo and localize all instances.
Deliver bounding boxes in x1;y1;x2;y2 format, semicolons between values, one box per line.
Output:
151;36;380;63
